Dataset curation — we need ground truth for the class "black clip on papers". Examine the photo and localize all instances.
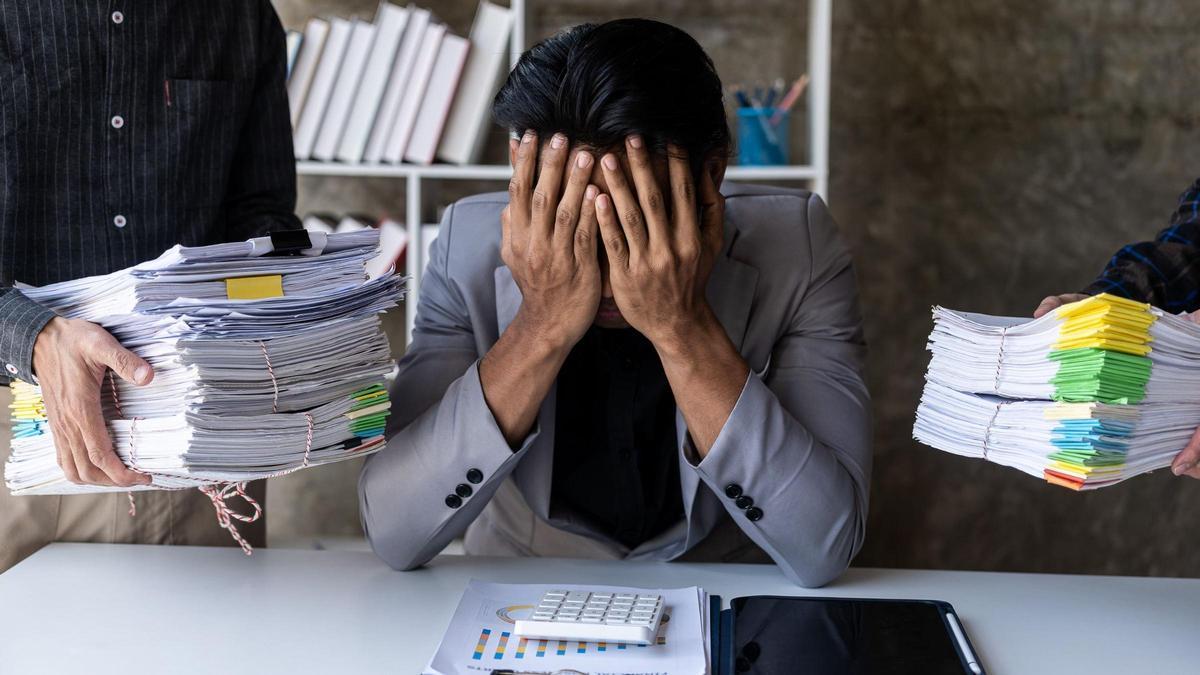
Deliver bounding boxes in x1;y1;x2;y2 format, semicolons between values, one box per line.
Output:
265;229;313;256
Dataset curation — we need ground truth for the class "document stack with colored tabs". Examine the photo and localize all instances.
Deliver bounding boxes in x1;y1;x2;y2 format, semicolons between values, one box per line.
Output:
914;293;1200;489
4;230;405;548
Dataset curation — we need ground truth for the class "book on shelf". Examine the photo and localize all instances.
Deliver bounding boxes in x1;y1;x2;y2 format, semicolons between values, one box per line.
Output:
293;17;352;158
287;18;330;128
382;22;446;163
285;30;303;79
312;19;378;161
336;2;412;163
363;7;432;164
288;1;512;168
404;34;470;165
436;1;514;165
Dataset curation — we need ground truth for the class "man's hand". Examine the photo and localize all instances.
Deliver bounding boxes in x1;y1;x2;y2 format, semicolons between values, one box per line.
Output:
594;135;724;346
1033;293;1088;318
32;317;153;487
501;130;601;351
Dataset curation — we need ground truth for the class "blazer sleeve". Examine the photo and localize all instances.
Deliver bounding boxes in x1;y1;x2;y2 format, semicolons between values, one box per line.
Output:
359;203;542;571
685;194;872;587
0;287;57;383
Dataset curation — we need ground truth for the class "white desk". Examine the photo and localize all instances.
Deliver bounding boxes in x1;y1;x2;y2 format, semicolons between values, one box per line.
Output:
0;543;1196;674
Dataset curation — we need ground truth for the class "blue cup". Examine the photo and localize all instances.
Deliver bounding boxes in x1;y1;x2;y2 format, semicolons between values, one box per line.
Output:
736;107;790;166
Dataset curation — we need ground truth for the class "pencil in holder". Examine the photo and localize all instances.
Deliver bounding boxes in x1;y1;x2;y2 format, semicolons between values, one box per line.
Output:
736;107;790;166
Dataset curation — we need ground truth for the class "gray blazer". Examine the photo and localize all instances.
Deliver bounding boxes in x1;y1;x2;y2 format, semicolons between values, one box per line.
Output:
359;182;872;587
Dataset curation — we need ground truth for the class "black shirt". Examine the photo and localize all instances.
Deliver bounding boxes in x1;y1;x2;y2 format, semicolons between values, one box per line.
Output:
0;0;300;383
552;327;684;549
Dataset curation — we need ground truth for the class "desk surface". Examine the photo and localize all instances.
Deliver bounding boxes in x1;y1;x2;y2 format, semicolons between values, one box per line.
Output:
0;543;1196;674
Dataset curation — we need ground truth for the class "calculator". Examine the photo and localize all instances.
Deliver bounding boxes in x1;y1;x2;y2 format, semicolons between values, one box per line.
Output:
512;589;665;646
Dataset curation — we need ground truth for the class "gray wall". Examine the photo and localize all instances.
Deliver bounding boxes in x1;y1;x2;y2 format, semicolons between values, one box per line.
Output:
269;0;1200;577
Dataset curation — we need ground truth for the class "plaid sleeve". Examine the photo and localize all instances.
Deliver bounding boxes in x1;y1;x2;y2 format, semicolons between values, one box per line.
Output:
1083;177;1200;312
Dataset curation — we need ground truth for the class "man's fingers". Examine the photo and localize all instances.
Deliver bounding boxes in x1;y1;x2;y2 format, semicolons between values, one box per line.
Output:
79;402;147;487
595;193;628;268
625;135;670;248
600;153;647;256
575;184;600;264
1172;426;1200;477
48;416;81;484
666;144;697;244
697;160;725;257
60;416;112;486
94;333;153;386
531;133;569;241
554;150;592;256
1033;296;1062;318
508;130;537;226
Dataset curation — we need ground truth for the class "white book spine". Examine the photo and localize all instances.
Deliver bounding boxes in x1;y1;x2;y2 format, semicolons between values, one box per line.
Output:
335;3;411;164
381;23;446;164
286;19;329;127
363;8;431;164
311;20;378;162
435;1;514;165
293;18;353;159
404;35;470;165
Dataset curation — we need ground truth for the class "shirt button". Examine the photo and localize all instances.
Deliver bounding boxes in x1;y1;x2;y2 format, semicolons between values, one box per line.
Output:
745;506;764;522
465;468;483;484
113;215;127;228
455;483;473;499
735;495;754;510
724;483;743;499
5;363;17;376
111;11;124;24
111;115;124;129
445;494;463;509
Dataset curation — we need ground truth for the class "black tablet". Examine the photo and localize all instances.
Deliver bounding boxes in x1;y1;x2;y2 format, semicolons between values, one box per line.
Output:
727;596;985;675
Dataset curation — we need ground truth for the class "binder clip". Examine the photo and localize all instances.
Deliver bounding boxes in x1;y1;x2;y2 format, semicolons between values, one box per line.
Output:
248;230;329;257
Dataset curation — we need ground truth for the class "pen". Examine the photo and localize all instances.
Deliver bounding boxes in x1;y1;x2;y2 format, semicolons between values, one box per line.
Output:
945;612;982;675
769;74;809;126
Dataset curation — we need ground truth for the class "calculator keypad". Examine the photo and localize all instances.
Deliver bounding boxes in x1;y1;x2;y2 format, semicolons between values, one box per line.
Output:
534;590;663;627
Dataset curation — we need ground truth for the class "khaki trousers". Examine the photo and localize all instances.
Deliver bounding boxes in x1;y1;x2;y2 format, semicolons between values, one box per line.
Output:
0;386;265;572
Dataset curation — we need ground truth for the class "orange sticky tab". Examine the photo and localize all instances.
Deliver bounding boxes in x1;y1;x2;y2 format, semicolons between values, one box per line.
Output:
225;275;284;300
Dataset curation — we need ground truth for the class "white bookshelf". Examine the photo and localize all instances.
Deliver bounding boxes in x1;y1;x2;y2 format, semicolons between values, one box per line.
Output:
296;0;832;340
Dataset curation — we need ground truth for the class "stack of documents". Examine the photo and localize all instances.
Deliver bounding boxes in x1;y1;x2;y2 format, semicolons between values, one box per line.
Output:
426;580;710;675
5;230;404;497
914;293;1200;489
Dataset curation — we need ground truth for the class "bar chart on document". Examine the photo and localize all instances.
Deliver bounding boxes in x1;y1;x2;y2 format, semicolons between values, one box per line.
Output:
424;581;710;674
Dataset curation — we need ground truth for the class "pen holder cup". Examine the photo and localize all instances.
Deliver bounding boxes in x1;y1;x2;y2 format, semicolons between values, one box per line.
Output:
736;108;790;166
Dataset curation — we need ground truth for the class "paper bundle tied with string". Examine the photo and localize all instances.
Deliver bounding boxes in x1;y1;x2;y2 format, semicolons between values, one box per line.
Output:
914;293;1200;490
4;230;405;552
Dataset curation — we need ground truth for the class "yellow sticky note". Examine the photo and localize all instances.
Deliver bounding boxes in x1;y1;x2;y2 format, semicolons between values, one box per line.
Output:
226;275;284;300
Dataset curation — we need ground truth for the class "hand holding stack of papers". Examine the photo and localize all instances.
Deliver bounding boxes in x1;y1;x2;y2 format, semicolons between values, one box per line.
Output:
4;230;405;550
914;293;1200;489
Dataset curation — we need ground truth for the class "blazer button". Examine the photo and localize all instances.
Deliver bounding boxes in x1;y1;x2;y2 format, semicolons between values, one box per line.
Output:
466;468;483;484
445;494;463;509
735;495;754;510
724;483;743;499
745;507;764;522
455;483;473;498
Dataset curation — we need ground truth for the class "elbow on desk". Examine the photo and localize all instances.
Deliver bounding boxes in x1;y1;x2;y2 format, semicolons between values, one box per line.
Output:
774;504;866;588
357;462;435;572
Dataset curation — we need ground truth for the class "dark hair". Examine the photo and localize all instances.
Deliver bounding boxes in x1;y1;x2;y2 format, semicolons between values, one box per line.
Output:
492;18;730;178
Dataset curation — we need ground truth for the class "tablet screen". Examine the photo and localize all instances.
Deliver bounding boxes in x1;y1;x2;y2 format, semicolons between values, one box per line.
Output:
729;596;974;674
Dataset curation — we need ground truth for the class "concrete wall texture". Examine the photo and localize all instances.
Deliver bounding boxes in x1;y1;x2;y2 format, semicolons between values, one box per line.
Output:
269;0;1200;577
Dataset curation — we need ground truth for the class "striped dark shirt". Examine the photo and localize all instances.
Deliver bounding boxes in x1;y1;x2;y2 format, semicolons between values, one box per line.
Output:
1084;177;1200;312
0;0;300;383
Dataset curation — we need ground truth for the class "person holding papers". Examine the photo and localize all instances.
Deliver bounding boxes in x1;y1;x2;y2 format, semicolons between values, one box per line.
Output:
1033;176;1200;480
361;19;871;587
0;2;300;571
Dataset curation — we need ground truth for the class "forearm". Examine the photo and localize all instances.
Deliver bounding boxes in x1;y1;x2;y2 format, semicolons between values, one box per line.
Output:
478;308;571;447
653;307;750;458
